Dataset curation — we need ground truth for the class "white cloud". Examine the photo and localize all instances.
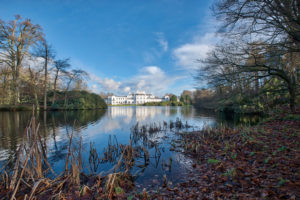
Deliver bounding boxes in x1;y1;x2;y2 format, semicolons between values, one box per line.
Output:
91;75;121;92
101;78;121;91
173;33;216;70
91;84;98;93
123;86;131;93
90;66;184;96
123;66;182;95
173;43;212;70
144;66;161;74
156;32;168;52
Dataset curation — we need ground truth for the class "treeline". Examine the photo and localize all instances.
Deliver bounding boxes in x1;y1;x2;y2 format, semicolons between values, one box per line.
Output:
143;91;192;106
0;15;106;110
195;0;300;113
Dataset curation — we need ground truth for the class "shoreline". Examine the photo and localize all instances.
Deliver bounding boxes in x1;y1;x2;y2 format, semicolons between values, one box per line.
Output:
0;105;107;111
148;111;300;199
0;108;299;199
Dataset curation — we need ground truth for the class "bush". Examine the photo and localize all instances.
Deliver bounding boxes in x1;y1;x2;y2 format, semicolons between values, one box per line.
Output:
50;103;59;110
49;90;107;110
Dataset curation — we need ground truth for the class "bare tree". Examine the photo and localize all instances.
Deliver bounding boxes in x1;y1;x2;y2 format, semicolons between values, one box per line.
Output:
63;69;88;107
213;0;300;51
34;39;55;110
28;65;43;110
198;0;300;112
0;15;43;104
198;38;300;112
52;58;70;105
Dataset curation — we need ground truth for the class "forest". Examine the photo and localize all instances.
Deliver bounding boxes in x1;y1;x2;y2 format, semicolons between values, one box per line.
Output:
193;0;299;114
0;15;107;111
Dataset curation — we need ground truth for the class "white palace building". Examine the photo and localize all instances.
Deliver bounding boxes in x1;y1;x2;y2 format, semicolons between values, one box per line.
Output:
106;92;170;105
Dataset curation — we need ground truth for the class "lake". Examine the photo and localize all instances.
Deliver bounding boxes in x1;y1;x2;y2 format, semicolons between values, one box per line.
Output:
0;106;261;189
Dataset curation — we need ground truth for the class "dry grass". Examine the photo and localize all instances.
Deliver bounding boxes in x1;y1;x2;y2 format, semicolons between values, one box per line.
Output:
0;114;141;199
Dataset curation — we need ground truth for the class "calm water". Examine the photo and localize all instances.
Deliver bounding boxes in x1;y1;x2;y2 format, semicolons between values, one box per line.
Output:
0;106;261;189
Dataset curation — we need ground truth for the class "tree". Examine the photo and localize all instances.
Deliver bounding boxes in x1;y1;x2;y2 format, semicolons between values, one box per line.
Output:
34;39;55;110
170;95;177;102
193;89;215;109
0;63;11;104
27;65;43;110
180;90;192;105
180;95;184;103
213;0;300;51
199;0;300;112
63;69;88;107
52;58;70;105
0;15;43;104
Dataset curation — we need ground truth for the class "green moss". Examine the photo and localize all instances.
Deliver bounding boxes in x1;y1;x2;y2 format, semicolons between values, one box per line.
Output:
207;158;220;164
115;186;124;195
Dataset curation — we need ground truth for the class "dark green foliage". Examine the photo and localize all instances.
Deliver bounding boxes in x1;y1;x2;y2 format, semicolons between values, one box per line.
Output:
180;94;192;105
170;95;177;102
0;105;33;111
143;101;184;106
48;90;107;110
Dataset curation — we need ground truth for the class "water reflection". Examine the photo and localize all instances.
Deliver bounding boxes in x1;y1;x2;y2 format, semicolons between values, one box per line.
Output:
108;106;174;122
0;110;106;162
0;106;262;186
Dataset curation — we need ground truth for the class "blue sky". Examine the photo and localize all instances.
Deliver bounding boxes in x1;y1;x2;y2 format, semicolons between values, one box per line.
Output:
0;0;217;96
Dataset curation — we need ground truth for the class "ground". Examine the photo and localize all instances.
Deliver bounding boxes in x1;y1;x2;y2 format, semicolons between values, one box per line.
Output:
145;109;300;199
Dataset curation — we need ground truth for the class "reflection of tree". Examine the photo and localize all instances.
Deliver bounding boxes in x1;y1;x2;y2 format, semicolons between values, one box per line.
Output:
169;108;177;116
193;107;262;126
180;106;193;118
47;109;106;128
217;112;262;127
0;109;106;163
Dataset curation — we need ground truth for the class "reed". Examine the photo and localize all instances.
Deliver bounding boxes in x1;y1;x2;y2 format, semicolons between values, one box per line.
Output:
0;114;193;199
0;113;149;199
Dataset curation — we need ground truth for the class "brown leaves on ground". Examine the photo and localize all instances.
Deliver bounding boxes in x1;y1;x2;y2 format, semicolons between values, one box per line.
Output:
150;118;300;199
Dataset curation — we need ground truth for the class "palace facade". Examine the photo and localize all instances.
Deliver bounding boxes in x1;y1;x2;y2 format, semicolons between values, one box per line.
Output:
106;92;169;105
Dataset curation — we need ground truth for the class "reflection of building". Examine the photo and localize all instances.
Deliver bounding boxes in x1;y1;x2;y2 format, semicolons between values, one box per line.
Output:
108;106;171;121
105;92;169;105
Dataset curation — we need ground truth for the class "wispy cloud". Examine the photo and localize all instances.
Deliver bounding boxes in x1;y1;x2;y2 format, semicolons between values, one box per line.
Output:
142;32;168;63
156;32;168;52
173;33;217;71
90;75;121;91
91;66;184;96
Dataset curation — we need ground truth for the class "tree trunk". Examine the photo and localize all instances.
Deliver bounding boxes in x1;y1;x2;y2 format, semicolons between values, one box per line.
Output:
12;73;20;105
64;93;68;108
288;84;296;113
52;72;59;105
64;79;72;108
34;88;39;111
255;72;259;92
43;50;48;111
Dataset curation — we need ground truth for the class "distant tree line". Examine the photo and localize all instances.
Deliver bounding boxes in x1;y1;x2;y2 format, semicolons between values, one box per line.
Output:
143;91;193;106
195;0;300;113
0;15;106;110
